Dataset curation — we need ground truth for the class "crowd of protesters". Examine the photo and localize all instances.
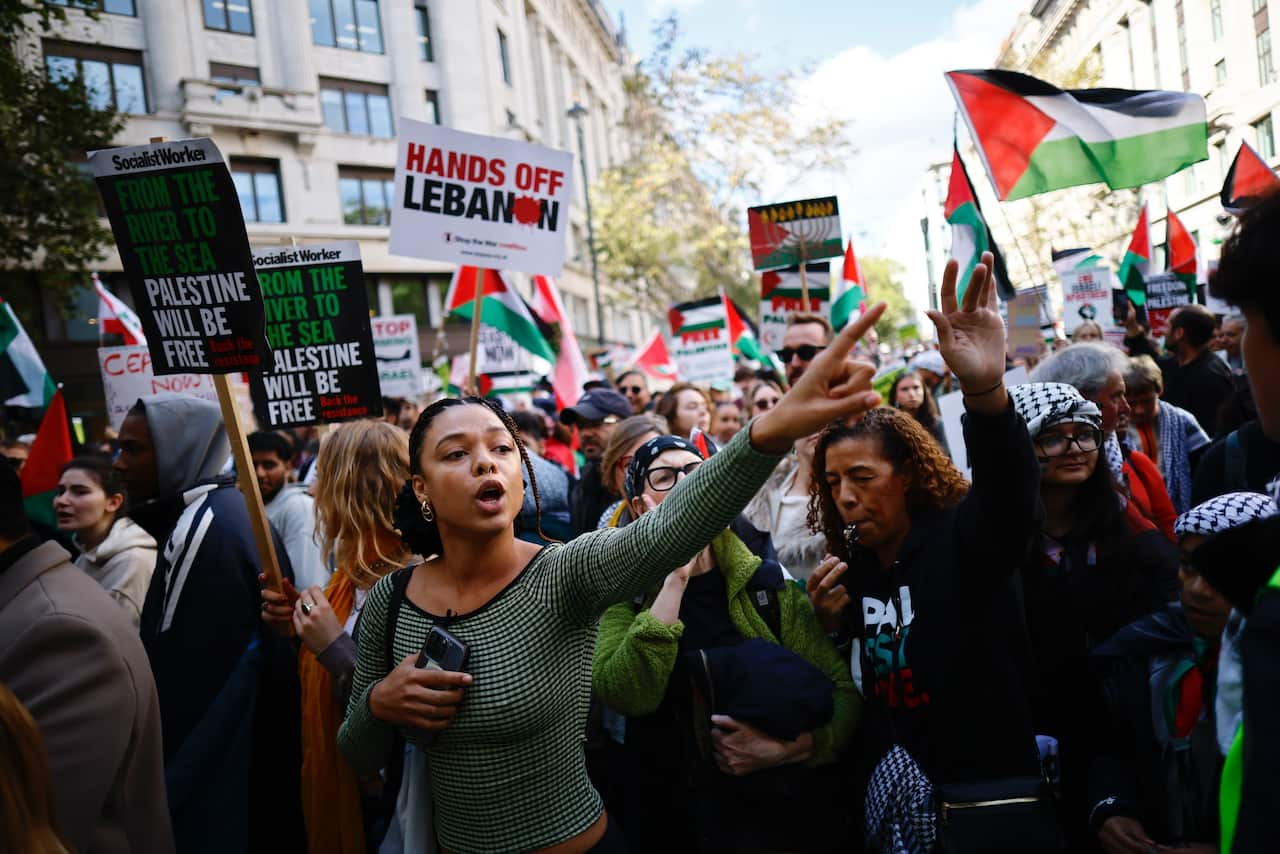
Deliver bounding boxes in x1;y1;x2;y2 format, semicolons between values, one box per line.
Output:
1;195;1279;854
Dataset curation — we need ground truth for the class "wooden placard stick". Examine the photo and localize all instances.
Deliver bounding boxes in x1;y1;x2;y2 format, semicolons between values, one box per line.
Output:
465;266;485;396
147;137;283;592
798;242;810;309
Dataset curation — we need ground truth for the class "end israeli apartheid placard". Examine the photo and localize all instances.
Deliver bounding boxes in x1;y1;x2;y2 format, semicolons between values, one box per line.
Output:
389;121;574;276
88;138;271;375
371;314;426;398
248;242;382;428
759;263;832;351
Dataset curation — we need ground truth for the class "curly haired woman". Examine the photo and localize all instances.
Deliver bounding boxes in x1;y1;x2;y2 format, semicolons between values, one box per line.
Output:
806;254;1055;853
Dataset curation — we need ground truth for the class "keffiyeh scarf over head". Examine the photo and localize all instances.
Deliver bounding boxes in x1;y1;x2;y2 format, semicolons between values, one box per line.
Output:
1008;382;1103;439
623;435;704;500
1174;491;1276;538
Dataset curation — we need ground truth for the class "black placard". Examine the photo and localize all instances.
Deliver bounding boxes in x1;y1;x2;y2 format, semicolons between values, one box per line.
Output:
247;242;383;428
89;138;271;375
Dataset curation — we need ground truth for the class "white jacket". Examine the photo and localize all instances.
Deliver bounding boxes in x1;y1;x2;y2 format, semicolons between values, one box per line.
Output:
74;517;158;627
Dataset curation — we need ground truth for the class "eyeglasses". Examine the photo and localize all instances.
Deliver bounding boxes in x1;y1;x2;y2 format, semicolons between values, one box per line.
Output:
1034;427;1102;458
618;385;645;395
775;345;825;363
645;461;702;492
754;396;780;411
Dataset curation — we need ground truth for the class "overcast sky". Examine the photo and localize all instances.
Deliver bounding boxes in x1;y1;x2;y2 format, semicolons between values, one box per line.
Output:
609;0;1030;313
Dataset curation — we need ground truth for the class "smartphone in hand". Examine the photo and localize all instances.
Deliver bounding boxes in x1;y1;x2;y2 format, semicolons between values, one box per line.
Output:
414;626;470;745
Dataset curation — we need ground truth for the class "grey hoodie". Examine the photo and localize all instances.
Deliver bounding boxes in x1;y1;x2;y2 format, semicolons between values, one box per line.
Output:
75;517;157;627
137;394;230;502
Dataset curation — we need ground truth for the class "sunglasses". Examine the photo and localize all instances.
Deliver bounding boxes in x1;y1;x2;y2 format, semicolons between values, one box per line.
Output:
618;385;645;395
775;345;825;363
754;396;780;411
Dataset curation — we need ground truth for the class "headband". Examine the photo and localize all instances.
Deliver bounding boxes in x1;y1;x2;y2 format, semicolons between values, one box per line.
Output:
624;435;704;500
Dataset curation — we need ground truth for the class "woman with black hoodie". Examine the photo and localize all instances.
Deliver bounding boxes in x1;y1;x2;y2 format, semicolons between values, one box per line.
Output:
807;254;1051;852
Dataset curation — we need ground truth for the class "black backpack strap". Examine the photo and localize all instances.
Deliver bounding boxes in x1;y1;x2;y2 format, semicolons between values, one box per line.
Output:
1224;429;1248;492
384;565;416;671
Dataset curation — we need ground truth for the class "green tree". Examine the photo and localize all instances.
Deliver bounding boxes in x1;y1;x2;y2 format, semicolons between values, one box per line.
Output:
593;16;855;315
0;0;124;310
860;255;915;342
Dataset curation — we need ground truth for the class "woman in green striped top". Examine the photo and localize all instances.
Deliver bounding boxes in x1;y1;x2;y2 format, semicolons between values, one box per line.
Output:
337;306;887;854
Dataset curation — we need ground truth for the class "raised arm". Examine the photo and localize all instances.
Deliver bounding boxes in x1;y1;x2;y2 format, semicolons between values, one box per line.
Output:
541;305;889;623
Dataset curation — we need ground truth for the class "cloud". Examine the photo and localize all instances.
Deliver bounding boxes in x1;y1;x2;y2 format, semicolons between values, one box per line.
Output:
781;0;1025;312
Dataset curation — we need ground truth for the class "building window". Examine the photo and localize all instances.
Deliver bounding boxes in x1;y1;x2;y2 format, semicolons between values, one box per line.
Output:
320;77;393;137
338;167;394;225
1255;0;1268;14
1217;141;1228;177
310;0;383;53
1183;166;1197;195
44;42;147;113
497;28;512;85
425;89;440;124
203;0;253;34
415;0;433;61
1216;59;1228;84
1256;114;1276;158
1211;0;1224;39
1259;29;1275;86
1176;0;1190;89
209;62;259;99
230;159;284;223
50;0;134;15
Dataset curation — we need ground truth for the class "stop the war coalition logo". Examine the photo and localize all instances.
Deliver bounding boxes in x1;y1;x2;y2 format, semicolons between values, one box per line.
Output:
389;120;573;276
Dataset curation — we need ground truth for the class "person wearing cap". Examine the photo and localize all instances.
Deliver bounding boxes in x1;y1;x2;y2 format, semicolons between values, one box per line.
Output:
562;388;633;536
907;349;949;402
1006;382;1179;846
1086;491;1273;854
593;434;856;853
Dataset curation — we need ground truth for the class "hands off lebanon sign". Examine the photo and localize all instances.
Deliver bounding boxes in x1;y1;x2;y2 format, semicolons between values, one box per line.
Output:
390;121;574;276
88;138;271;374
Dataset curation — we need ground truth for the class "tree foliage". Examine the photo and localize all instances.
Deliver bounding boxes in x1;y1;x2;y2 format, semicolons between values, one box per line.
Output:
860;255;915;341
0;0;124;306
593;16;855;315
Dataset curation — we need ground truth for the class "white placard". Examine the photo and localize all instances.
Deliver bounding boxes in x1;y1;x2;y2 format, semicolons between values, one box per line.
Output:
371;314;425;398
939;366;1030;479
97;345;220;430
1059;266;1118;336
389;121;574;276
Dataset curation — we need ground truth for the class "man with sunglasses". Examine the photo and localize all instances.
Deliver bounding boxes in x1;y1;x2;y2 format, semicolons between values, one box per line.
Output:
615;370;652;414
561;388;633;536
777;313;833;388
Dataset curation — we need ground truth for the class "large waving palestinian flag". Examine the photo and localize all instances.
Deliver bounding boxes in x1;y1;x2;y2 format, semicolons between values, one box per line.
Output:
947;69;1207;201
1220;141;1279;214
944;147;1014;301
445;266;556;362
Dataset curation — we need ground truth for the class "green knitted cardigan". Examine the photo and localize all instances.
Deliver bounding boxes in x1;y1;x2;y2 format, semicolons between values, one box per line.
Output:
592;528;859;763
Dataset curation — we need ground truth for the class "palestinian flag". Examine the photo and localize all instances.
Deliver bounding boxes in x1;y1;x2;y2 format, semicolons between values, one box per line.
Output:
721;291;768;364
832;239;867;332
668;297;728;344
1052;247;1106;278
20;388;72;528
760;263;830;312
530;275;591;408
1220;142;1279;214
94;274;147;346
1166;208;1198;296
445;267;556;362
944;147;1015;302
1116;205;1152;306
477;370;541;399
947;69;1208;201
0;298;55;409
630;329;677;381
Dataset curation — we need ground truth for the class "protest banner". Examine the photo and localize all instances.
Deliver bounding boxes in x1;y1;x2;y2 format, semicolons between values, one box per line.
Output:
389;120;574;276
88;137;271;375
667;297;735;386
1059;266;1117;337
759;263;831;351
1144;271;1194;336
97;345;220;430
1006;287;1045;359
248;242;382;428
371;314;426;398
747;197;842;272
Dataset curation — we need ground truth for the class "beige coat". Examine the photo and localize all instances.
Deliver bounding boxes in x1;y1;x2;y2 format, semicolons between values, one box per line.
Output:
0;540;174;854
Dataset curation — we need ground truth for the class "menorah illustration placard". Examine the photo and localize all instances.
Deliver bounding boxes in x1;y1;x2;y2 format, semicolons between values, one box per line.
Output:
746;196;842;272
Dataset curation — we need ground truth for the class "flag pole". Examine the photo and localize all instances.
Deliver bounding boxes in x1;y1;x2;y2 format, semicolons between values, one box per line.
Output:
466;266;484;395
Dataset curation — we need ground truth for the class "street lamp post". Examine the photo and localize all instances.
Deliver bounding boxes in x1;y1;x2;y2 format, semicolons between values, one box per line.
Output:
567;102;605;348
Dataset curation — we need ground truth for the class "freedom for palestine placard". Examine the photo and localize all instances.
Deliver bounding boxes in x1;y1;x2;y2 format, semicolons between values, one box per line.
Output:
88;138;271;375
389;120;574;276
248;242;382;428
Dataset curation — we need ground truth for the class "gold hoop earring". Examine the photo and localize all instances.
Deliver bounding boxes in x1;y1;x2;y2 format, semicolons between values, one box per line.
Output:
421;499;434;522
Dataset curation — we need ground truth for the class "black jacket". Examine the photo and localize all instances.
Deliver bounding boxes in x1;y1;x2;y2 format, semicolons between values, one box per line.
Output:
1191;420;1280;504
1126;335;1235;437
1087;604;1221;847
569;461;613;536
841;403;1043;786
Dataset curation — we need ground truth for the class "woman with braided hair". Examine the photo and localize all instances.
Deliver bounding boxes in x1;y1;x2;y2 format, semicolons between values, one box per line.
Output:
337;304;889;854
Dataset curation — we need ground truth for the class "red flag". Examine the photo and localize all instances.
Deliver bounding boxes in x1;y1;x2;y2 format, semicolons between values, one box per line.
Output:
1166;209;1197;278
1221;142;1280;214
20;388;73;527
630;330;677;381
530;275;591;408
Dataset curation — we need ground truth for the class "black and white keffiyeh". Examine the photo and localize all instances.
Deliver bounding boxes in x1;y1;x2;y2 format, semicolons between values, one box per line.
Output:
865;744;936;854
1008;382;1102;439
1174;491;1275;538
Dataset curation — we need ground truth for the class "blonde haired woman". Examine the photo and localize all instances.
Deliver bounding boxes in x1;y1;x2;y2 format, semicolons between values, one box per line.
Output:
262;421;413;854
0;684;69;854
